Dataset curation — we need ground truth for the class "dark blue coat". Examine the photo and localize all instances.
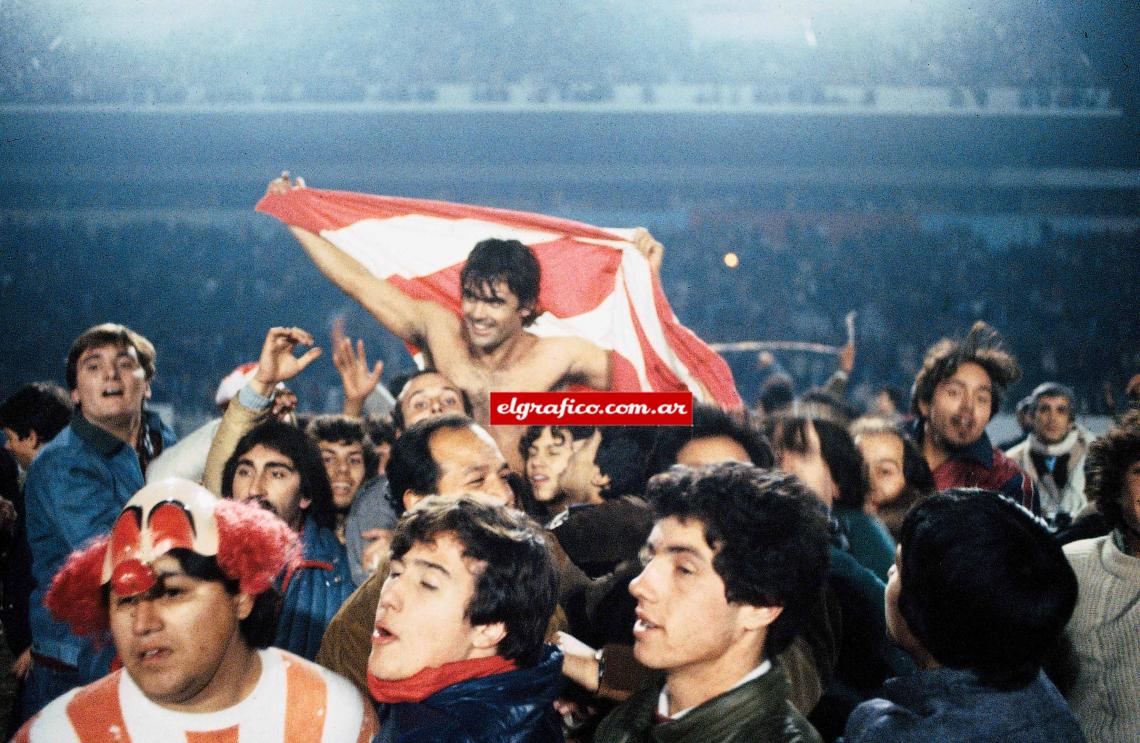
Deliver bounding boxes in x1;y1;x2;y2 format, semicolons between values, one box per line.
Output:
376;644;565;743
841;668;1085;743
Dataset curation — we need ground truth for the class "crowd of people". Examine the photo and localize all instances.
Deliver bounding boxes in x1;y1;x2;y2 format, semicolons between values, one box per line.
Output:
1;213;1136;430
1;1;1105;105
0;187;1136;741
655;217;1138;414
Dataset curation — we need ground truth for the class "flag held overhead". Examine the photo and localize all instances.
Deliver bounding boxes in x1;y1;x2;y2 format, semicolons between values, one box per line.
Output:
257;186;742;409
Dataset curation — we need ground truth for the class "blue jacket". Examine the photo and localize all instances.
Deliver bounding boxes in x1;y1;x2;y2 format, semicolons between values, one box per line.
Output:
275;513;355;660
376;644;565;743
841;668;1085;743
24;409;175;673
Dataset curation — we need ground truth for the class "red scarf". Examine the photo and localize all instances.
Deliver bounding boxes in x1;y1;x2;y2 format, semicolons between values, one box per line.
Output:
368;655;518;703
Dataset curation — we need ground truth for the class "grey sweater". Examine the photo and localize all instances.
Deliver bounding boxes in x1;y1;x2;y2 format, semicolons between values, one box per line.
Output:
1063;533;1140;743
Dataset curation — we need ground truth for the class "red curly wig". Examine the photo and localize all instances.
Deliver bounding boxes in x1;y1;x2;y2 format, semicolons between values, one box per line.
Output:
45;498;300;638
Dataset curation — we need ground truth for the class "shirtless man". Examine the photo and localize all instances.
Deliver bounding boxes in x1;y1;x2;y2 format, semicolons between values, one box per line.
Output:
266;173;634;470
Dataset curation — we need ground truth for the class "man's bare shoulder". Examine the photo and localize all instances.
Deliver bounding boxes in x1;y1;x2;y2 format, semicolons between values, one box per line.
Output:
527;334;610;389
417;308;467;358
532;333;605;356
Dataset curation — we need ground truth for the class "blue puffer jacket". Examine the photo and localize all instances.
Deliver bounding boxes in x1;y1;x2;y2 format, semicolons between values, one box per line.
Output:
275;514;355;660
376;644;565;743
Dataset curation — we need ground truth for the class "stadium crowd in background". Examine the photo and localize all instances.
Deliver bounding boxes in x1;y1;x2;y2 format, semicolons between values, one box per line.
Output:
1;1;1104;105
2;215;1136;426
1;2;1136;739
1;196;1136;742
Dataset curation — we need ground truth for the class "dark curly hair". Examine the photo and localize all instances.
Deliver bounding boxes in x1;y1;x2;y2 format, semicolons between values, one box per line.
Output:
646;462;831;657
389;496;557;667
306;414;380;479
1083;409;1140;533
897;489;1077;690
517;424;595;462
911;321;1021;419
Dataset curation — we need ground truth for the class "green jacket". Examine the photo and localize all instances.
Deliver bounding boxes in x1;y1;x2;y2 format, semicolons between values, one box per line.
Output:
594;662;822;743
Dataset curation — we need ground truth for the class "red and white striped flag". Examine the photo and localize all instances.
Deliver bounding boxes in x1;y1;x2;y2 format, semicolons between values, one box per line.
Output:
256;187;742;409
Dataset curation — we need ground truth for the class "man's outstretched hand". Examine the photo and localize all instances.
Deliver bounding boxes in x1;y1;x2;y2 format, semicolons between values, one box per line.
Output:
631;227;664;276
249;326;322;398
265;170;306;197
332;319;383;418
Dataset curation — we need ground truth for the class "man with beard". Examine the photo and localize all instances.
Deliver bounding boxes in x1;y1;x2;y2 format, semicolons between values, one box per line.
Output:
221;420;355;660
906;322;1037;513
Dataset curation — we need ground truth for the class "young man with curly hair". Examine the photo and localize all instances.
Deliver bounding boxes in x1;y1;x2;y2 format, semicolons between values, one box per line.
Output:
594;462;831;742
1062;410;1140;743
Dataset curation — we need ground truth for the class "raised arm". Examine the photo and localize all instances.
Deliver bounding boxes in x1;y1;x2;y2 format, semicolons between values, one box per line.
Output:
203;326;322;494
630;226;664;277
628;228;717;402
267;173;444;344
331;319;383;418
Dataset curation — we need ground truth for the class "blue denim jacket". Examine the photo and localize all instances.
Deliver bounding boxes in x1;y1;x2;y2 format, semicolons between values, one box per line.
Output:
841;668;1085;743
275;514;356;661
24;409;175;672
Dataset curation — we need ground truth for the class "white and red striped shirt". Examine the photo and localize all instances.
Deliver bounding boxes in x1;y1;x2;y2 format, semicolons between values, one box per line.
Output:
15;648;377;743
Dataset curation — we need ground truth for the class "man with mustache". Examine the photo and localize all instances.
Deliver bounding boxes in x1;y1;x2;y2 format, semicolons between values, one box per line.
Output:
13;478;376;742
906;321;1037;513
221;419;355;660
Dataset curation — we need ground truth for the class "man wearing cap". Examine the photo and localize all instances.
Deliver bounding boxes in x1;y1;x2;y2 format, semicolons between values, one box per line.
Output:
13;478;377;742
1006;382;1097;526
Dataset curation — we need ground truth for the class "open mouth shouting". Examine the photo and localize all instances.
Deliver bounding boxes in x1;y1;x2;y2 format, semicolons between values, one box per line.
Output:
372;621;397;647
